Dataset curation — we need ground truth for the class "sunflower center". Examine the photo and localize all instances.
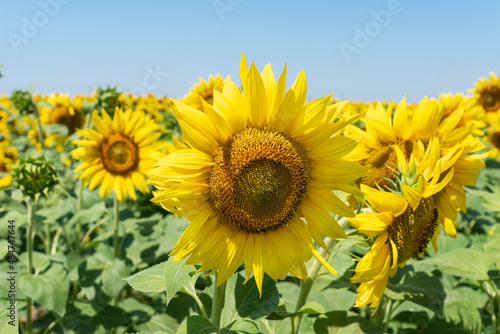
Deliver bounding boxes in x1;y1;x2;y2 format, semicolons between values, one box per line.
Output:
100;134;138;174
360;140;413;189
480;87;500;112
491;130;500;149
388;197;438;264
209;127;309;233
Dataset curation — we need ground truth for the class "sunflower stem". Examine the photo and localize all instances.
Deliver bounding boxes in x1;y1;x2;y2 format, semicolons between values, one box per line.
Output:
32;102;45;150
26;197;36;334
211;273;226;327
113;196;120;258
76;114;92;248
291;236;337;334
383;298;393;332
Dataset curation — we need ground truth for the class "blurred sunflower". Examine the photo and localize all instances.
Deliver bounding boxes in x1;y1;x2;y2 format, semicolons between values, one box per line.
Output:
484;123;500;160
470;72;500;123
0;146;18;188
71;108;165;202
180;75;224;111
148;53;367;293
39;93;85;135
345;97;484;237
438;93;485;136
350;145;453;312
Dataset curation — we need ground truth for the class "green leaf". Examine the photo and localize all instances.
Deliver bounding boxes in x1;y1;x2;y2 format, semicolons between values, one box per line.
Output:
68;202;107;228
484;238;500;268
126;262;169;293
81;100;96;116
298;301;325;314
41;123;69;136
18;261;69;316
386;271;446;315
427;301;482;334
176;316;260;334
420;248;492;281
313;311;383;334
466;187;500;212
36;100;54;109
0;300;19;334
164;258;197;305
234;273;280;320
134;314;178;333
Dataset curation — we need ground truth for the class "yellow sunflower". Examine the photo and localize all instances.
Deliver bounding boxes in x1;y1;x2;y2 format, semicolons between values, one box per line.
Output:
470;72;500;124
0;146;18;188
345;97;485;238
71;108;165;202
350;144;453;312
438;93;485;136
39;93;85;135
148;53;368;293
180;75;225;111
484;123;500;160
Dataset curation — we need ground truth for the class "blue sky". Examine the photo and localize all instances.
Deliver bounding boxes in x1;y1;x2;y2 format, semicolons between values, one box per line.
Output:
0;0;499;102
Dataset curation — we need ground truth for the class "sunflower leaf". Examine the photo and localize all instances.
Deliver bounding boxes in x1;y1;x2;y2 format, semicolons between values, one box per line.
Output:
234;273;280;320
420;248;492;281
427;301;482;334
176;315;260;334
386;271;445;316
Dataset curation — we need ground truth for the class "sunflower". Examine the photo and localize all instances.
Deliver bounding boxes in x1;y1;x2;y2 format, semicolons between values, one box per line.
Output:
438;93;485;136
180;75;225;111
345;97;485;238
39;93;85;135
71;108;165;202
350;145;453;312
483;123;500;160
470;72;500;123
148;54;367;293
0;146;18;188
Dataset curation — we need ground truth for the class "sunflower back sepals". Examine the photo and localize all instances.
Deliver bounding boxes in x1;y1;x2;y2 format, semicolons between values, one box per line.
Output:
12;154;59;201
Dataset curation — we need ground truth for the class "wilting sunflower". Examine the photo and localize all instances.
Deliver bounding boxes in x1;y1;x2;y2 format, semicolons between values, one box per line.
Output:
180;75;224;111
148;54;367;293
345;97;484;238
39;93;85;135
350;145;453;312
71;108;165;202
470;72;500;123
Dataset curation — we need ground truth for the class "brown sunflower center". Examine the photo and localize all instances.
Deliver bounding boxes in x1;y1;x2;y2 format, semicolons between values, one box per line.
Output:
100;134;138;174
388;197;438;264
52;107;84;134
491;130;500;149
480;87;500;112
359;140;413;189
209;127;309;233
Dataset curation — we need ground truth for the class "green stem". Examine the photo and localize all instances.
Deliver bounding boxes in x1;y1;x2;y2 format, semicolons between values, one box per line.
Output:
26;198;36;334
76;115;92;212
291;237;337;334
183;289;208;319
113;196;120;258
32;102;44;150
44;221;51;254
211;273;227;328
383;298;393;332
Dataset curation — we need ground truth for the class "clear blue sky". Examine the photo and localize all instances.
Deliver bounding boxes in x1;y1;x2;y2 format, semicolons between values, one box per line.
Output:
1;0;499;102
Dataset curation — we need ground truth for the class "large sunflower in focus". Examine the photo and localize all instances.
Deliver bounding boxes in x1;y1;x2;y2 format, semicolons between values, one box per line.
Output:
148;54;367;293
180;75;224;111
71;108;165;202
350;145;453;312
345;98;484;238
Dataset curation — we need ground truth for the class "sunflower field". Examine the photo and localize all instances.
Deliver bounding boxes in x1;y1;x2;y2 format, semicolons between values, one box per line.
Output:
0;55;500;334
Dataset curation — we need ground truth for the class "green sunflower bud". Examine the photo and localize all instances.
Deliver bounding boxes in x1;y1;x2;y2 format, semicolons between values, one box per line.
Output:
13;155;58;199
11;90;35;115
95;86;122;115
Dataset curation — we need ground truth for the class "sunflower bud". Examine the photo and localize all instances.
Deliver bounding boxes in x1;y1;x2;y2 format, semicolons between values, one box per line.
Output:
13;156;58;199
95;86;122;115
11;90;35;115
